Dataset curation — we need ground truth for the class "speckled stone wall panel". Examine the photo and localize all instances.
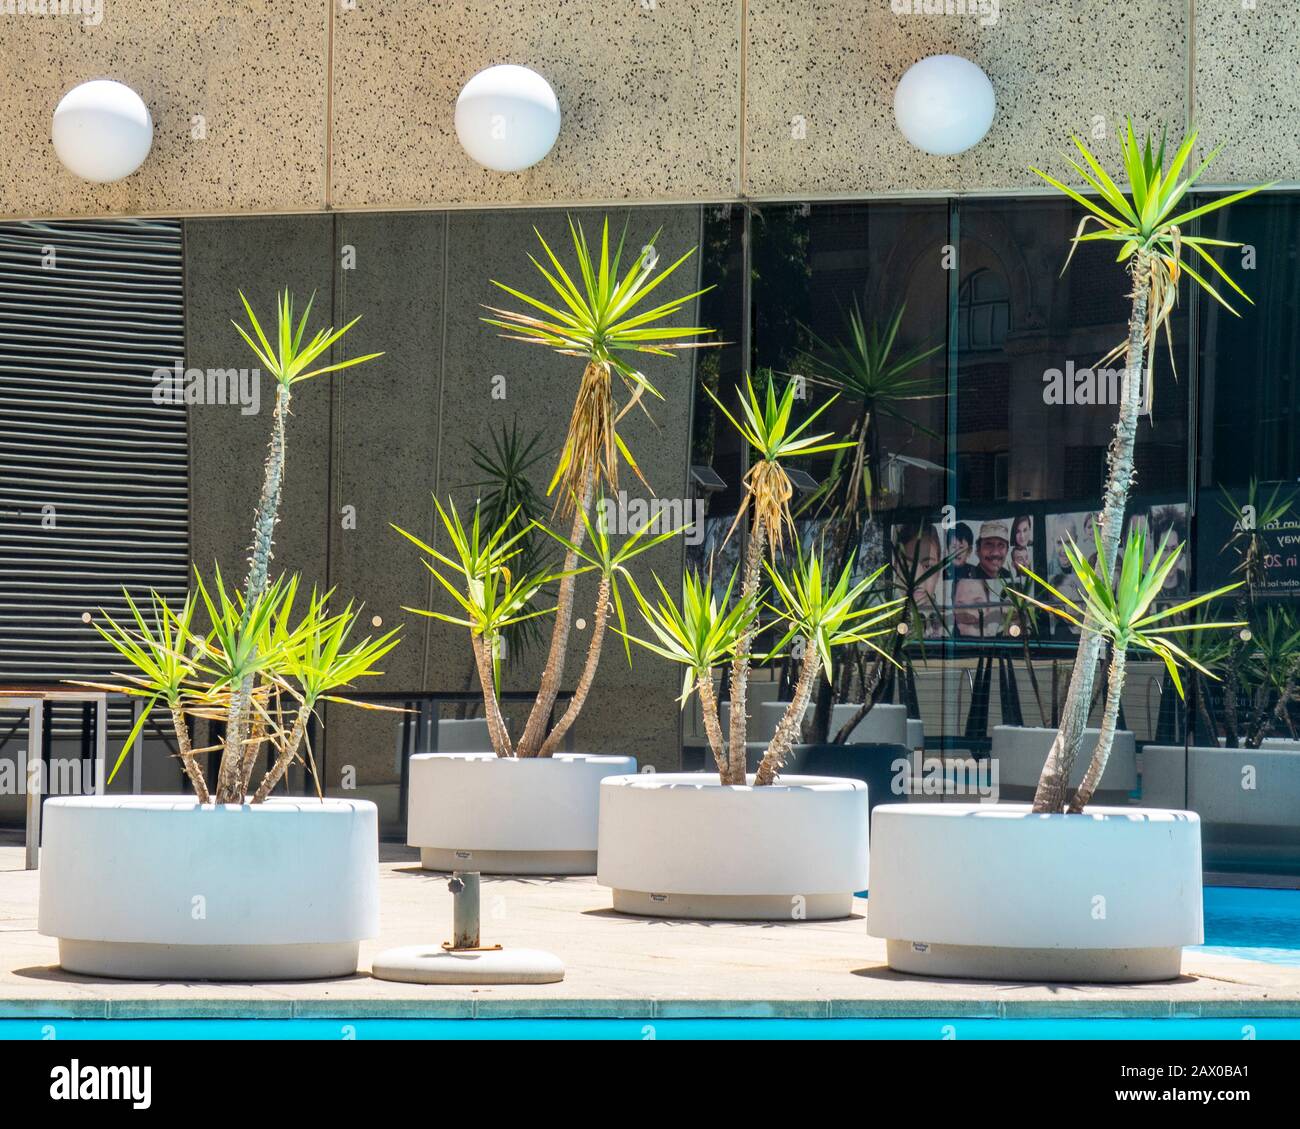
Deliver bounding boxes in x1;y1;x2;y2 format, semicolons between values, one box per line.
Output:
184;215;334;599
745;0;1190;197
329;0;741;209
0;0;328;220
1194;0;1300;185
329;211;445;692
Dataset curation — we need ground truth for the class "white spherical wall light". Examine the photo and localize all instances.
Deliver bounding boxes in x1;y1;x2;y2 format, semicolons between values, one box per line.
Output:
455;64;561;173
52;79;153;183
894;54;995;157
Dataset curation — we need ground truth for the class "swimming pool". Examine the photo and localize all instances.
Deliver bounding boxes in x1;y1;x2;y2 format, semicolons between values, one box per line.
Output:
1195;886;1300;967
0;1017;1297;1040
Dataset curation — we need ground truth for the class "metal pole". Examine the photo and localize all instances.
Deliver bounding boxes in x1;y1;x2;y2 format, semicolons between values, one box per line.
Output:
450;871;480;949
25;699;44;870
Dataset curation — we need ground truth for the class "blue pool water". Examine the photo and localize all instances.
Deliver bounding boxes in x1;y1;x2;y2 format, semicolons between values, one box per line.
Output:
1;1017;1298;1040
1195;886;1300;967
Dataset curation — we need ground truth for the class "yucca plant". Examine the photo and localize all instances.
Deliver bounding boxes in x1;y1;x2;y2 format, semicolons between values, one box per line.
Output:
80;291;391;805
799;302;942;520
622;568;759;781
215;290;382;802
1026;123;1267;813
1216;481;1296;746
251;596;401;802
394;499;558;757
705;373;850;765
1239;606;1300;748
756;549;903;785
464;419;553;659
1015;527;1242;812
481;217;716;757
81;589;213;801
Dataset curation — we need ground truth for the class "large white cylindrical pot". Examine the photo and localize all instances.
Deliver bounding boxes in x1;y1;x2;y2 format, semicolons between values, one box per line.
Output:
38;796;378;981
992;724;1136;803
597;773;868;920
407;752;635;874
868;803;1202;982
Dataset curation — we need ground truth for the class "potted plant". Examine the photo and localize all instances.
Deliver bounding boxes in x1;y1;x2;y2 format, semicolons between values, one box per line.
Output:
868;527;1242;980
1020;123;1266;813
1143;482;1300;870
395;217;715;875
595;373;903;920
38;292;395;981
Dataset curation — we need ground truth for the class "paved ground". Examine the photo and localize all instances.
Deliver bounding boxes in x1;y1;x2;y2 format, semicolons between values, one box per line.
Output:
2;842;1298;1020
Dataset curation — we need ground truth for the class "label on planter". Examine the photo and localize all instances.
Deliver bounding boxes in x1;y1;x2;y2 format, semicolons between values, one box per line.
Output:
911;942;930;954
650;894;667;903
455;850;472;860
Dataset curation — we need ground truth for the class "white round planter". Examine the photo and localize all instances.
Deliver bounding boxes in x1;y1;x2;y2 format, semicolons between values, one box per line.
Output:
992;724;1136;803
407;752;635;875
867;803;1203;982
597;773;868;920
38;796;378;981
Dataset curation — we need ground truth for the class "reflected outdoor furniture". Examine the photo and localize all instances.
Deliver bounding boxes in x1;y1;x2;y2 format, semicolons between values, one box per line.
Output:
0;686;107;869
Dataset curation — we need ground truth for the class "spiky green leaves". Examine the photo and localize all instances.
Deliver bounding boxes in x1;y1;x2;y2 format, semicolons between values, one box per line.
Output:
622;569;759;707
87;588;204;784
233;289;384;388
1031;122;1269;407
483;216;716;389
539;496;690;663
1015;526;1243;698
484;218;718;507
762;547;904;682
394;499;560;687
707;373;851;551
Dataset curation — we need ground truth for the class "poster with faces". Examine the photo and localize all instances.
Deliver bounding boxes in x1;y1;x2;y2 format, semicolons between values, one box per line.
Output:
893;514;1034;639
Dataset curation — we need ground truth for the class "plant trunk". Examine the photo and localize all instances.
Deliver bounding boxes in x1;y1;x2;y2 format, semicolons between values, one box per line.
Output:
697;672;730;780
756;645;821;786
252;700;310;803
515;471;594;756
1032;252;1151;813
170;703;209;803
726;520;767;779
472;632;514;757
538;575;610;757
1069;647;1127;812
831;657;886;744
216;381;291;804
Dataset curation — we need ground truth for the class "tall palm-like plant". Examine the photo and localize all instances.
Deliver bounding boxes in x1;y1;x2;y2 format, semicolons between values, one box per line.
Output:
217;291;382;801
1026;123;1267;813
1016;527;1242;811
482;217;716;756
704;375;849;775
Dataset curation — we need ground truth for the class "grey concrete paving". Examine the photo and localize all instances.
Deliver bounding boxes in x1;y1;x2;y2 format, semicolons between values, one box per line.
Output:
1;844;1298;1020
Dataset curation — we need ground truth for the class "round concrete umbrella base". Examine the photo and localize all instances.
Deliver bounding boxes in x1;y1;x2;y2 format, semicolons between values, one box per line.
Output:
370;945;565;985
